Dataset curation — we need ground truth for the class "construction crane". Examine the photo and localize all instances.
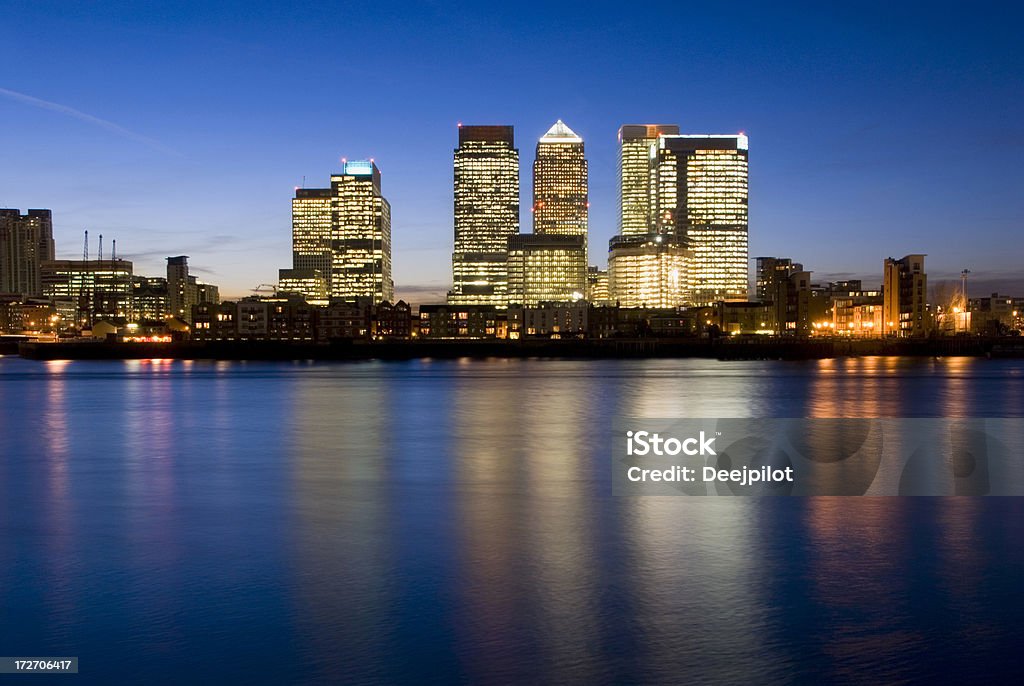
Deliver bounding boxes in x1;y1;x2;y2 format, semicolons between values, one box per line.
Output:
251;283;278;298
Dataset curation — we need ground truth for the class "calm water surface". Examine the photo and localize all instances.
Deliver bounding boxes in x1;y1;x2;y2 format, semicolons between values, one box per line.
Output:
2;356;1024;684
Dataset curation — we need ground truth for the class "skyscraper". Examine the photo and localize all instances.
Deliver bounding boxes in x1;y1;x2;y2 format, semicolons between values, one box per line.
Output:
653;134;749;304
329;161;393;303
608;234;692;308
617;125;679;235
449;125;519;307
291;187;333;291
0;209;55;297
289;161;394;304
533;120;588;251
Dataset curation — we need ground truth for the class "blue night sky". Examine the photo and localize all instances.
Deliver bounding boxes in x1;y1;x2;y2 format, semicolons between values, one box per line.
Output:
2;0;1022;300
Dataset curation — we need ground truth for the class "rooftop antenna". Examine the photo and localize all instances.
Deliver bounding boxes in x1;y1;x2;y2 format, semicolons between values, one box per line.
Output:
98;234;103;261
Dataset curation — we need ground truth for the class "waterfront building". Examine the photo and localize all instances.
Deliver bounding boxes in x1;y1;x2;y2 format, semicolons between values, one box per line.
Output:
42;259;133;325
618;125;679;235
755;257;815;335
373;300;412;339
449;125;519;307
607;234;691;308
167;256;218;325
883;254;929;337
507;301;588;339
652;134;749;304
0;209;55;298
419;304;500;338
131;276;170;322
533;120;588;253
506;234;586;306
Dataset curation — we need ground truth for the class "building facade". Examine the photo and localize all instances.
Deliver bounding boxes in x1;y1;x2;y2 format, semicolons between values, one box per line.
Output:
291;187;333;292
329;161;393;303
883;254;929;337
653;134;749;304
617;125;679;235
0;209;55;297
278;268;328;306
608;234;691;308
506;234;587;306
42;259;133;325
449;125;519;307
533;120;588;254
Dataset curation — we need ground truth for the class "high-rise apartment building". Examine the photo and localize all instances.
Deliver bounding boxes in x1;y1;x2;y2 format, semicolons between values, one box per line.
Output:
533;120;588;252
328;161;393;303
617;125;679;235
755;257;813;335
507;234;587;306
449;125;519;307
0;209;55;297
653;134;749;305
883;254;929;337
167;256;218;325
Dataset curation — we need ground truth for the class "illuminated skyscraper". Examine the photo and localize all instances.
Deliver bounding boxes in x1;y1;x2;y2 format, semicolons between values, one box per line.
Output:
291;187;332;290
608;234;692;308
617;125;679;235
533;120;588;251
0;209;55;297
507;234;587;306
449;125;519;307
329;161;393;303
653;134;749;304
290;161;393;304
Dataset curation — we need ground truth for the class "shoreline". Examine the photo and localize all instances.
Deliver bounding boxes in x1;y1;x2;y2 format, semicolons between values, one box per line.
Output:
11;337;1024;361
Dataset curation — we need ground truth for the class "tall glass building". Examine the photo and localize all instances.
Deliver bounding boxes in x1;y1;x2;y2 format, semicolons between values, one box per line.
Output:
507;234;587;306
533;120;588;252
617;125;679;236
329;161;393;303
607;234;691;308
653;134;749;304
291;188;332;292
449;125;519;307
290;161;393;304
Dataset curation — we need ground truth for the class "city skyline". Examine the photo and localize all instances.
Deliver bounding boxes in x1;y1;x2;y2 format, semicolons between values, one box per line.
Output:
2;1;1022;299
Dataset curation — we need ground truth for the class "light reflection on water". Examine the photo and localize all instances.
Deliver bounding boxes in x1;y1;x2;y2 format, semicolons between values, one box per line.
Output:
1;357;1023;684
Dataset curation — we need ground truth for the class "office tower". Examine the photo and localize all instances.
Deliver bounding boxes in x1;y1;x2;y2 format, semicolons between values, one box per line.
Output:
607;234;692;308
328;160;393;303
292;187;333;290
0;209;55;297
278;268;328;306
507;234;587;306
449;125;519;307
131;276;170;322
883;254;929;337
617;125;679;235
288;161;393;304
533;120;588;252
653;134;749;305
42;259;133;324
